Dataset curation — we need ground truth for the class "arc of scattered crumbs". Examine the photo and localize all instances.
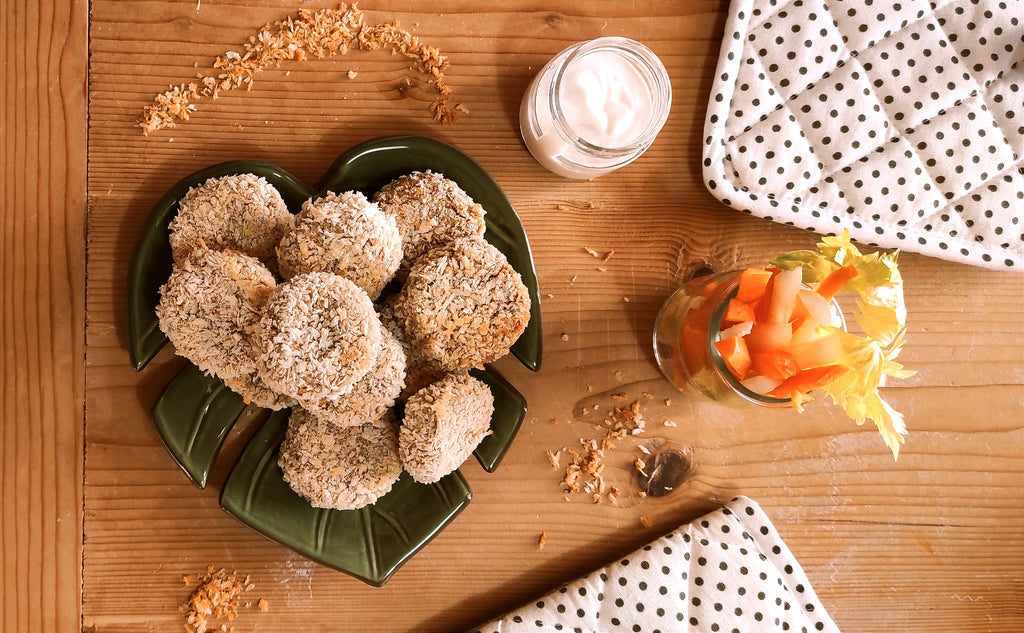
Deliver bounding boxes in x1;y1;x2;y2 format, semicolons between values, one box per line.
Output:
139;3;465;136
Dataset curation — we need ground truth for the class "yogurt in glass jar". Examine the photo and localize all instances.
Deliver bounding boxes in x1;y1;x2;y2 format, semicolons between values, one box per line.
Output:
519;37;672;179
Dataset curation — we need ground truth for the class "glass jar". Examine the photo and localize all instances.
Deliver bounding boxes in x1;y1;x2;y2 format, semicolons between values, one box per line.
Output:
652;271;846;407
519;37;672;179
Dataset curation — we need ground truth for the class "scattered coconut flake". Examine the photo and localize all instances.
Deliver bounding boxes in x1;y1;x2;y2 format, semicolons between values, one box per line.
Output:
140;4;463;135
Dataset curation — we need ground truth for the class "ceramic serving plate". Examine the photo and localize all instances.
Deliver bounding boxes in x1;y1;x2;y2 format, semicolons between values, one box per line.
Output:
127;135;541;585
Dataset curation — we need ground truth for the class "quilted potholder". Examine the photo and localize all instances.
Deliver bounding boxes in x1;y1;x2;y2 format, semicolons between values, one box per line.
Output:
702;0;1024;270
470;496;840;633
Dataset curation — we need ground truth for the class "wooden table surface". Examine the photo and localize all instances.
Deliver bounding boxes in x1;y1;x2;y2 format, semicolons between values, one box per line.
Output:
4;1;1023;631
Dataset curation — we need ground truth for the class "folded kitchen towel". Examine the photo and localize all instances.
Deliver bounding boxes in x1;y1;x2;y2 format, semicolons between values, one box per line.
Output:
471;496;840;633
702;0;1024;270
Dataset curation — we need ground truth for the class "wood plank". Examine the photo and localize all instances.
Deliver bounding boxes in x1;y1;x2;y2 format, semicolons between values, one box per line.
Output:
0;1;88;632
81;2;1024;633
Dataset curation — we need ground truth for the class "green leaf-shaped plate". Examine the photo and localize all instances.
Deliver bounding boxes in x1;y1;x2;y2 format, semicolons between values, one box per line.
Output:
151;363;248;488
220;409;473;587
469;367;527;473
127;136;539;585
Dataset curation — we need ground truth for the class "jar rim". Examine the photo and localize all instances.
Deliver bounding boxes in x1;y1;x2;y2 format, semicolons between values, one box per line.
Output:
548;36;672;155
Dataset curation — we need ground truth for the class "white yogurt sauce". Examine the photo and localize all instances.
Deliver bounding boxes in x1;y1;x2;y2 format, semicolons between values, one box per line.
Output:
558;50;654;148
519;37;671;179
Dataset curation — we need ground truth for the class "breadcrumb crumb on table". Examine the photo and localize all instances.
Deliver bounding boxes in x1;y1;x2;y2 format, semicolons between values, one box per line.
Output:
180;567;260;633
556;399;650;504
139;4;463;135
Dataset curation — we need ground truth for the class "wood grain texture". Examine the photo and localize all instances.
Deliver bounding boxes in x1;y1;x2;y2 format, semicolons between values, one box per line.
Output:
78;2;1024;633
1;1;88;632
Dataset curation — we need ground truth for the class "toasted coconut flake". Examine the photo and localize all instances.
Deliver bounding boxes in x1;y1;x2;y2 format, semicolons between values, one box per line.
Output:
140;4;461;135
181;567;260;633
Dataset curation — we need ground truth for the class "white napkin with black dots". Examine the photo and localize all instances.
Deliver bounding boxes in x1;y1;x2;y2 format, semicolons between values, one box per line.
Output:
702;0;1024;270
471;496;840;633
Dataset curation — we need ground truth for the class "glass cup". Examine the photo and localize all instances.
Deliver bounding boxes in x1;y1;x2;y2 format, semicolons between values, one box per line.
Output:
518;37;672;179
652;271;845;407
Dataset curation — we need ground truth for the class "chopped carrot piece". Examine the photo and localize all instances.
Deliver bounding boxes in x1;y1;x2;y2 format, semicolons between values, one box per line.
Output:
768;364;848;397
749;351;799;380
714;335;751;380
752;273;775;323
680;300;715;375
736;268;773;303
723;298;756;325
816;264;858;300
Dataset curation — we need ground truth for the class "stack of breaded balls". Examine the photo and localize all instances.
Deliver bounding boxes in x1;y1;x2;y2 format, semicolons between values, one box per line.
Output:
156;171;531;510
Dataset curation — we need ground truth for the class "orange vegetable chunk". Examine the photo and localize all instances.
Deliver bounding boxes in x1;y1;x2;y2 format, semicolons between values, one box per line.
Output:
816;264;858;300
749;350;799;380
723;298;756;325
768;364;848;397
788;329;844;369
714;335;751;380
736;268;773;303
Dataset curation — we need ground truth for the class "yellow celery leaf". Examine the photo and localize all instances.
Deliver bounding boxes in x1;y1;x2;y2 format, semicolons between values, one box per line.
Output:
819;328;914;459
766;231;912;458
771;249;835;281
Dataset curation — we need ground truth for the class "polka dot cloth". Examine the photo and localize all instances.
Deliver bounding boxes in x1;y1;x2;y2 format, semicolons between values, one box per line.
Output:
702;0;1024;270
470;496;839;633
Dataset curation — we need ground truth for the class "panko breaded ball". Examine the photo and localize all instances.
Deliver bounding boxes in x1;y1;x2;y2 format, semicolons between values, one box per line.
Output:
372;170;486;276
276;191;401;300
399;236;531;370
377;294;445;400
222;373;295;411
399;372;494;484
156;248;291;408
256;272;382;401
169;174;292;272
300;326;407;428
279;408;402;511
